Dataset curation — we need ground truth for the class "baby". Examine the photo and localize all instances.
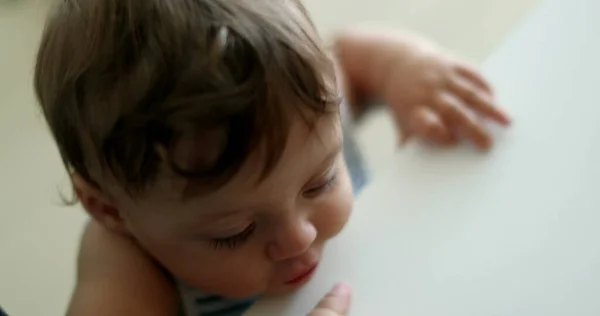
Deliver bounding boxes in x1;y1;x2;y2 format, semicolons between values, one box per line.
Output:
34;0;510;315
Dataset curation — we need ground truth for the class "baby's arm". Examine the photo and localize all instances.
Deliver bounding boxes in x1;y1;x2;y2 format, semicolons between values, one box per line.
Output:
334;28;510;149
67;221;178;316
334;29;426;116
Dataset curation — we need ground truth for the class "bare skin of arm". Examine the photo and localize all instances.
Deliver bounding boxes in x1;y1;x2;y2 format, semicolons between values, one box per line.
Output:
334;28;510;149
67;221;178;316
334;29;428;117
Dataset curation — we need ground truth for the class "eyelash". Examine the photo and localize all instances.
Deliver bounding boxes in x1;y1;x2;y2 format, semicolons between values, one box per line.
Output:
303;169;338;198
209;222;257;250
207;170;338;250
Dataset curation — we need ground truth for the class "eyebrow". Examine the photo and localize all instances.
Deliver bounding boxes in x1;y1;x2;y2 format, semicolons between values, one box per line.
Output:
180;130;343;203
193;207;253;223
318;139;343;170
181;147;343;233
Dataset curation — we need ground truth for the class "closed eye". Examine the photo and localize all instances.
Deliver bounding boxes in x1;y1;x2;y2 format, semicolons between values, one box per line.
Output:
303;169;338;198
209;222;256;250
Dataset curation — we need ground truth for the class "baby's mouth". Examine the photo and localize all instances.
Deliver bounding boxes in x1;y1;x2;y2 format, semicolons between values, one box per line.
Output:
285;262;319;285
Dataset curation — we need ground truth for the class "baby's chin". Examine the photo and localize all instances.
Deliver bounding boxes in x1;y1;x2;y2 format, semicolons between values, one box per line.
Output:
184;280;307;300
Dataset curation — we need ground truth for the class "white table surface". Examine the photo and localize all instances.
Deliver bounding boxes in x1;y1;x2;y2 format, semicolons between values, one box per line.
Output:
0;1;538;315
246;0;600;314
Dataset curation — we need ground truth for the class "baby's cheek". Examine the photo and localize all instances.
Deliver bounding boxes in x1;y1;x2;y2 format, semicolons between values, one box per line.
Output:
315;172;354;240
162;245;270;298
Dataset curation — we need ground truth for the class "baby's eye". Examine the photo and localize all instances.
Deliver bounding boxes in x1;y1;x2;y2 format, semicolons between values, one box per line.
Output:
209;222;256;250
303;170;338;198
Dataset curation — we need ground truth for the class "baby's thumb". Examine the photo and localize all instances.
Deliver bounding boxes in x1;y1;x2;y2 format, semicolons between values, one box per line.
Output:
308;283;352;316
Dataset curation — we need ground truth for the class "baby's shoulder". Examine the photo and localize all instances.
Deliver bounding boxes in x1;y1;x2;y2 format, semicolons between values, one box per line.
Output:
69;221;178;314
79;221;151;272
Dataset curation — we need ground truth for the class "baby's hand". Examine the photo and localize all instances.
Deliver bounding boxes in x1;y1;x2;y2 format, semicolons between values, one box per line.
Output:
383;40;511;149
309;283;352;316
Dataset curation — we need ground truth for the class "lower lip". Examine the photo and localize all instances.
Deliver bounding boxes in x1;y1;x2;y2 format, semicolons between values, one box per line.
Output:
285;264;319;285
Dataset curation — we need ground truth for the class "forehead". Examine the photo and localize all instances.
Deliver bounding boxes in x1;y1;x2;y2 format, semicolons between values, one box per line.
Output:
122;113;342;209
201;113;342;201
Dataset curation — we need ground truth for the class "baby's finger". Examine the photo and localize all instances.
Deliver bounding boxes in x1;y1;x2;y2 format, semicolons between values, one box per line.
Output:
436;93;493;150
410;106;456;146
448;76;511;125
396;115;413;145
452;62;494;95
309;283;352;316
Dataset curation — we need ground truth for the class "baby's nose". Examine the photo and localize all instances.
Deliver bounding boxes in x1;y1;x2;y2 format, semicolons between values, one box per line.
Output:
266;218;317;261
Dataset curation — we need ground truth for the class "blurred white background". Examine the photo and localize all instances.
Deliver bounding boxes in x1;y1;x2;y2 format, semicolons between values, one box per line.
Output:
0;0;538;314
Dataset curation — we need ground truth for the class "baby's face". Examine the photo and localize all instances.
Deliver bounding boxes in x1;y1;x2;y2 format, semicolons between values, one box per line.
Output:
114;115;353;298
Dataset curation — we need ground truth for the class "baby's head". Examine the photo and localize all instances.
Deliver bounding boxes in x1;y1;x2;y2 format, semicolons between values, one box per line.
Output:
35;0;353;298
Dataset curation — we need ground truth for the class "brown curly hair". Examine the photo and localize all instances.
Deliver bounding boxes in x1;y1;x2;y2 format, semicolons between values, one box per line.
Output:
34;0;340;197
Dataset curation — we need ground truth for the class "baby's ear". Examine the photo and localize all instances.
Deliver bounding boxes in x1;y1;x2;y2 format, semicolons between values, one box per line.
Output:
72;174;128;234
